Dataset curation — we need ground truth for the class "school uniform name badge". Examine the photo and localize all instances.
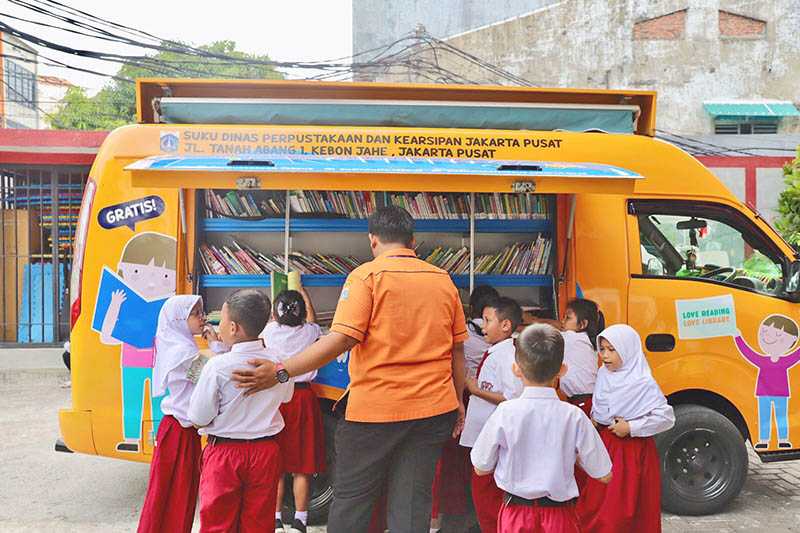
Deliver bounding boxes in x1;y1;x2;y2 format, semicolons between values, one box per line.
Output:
98;196;166;231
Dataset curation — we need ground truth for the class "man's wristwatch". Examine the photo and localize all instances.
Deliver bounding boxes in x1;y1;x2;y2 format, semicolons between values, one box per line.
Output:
275;362;290;384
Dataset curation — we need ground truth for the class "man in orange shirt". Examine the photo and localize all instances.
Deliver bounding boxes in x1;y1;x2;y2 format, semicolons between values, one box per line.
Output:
233;205;467;533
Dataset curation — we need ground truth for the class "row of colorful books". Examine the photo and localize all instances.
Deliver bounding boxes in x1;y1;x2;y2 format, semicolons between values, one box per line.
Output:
205;190;549;220
201;236;550;277
199;242;360;276
423;237;552;275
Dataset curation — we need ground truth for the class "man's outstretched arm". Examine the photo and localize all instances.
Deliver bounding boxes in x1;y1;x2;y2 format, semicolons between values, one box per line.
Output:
232;332;358;394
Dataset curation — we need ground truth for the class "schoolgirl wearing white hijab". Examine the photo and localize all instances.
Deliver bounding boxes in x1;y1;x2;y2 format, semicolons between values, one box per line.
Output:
577;324;675;533
138;294;220;533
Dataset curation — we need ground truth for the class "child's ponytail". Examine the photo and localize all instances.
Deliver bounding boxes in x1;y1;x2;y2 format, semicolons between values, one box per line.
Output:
567;298;604;349
274;290;307;327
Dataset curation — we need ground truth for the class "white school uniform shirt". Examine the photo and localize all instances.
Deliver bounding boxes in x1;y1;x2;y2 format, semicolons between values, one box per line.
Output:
459;338;523;448
160;339;227;427
559;330;598;398
464;319;491;378
471;387;612;502
152;295;215;428
261;321;322;383
188;339;293;439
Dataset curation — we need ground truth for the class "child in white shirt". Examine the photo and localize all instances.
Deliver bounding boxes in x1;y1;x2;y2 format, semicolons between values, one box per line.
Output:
189;289;293;532
262;289;325;533
559;298;604;417
471;324;612;533
460;296;524;533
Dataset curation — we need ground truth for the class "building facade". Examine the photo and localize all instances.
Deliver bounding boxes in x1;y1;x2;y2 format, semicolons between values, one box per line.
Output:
352;0;800;222
0;33;39;129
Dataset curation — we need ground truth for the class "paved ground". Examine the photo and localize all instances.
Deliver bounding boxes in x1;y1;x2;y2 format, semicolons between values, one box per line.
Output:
1;350;798;532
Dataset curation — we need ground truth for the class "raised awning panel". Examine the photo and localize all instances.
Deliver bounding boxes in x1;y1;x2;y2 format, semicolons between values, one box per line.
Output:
126;155;641;195
158;98;640;134
703;100;800;118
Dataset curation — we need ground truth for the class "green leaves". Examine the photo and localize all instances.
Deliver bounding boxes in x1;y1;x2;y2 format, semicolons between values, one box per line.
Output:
776;147;800;247
49;40;283;130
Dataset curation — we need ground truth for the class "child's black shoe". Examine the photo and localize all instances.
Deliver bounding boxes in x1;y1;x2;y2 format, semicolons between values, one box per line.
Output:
289;518;307;533
275;518;285;532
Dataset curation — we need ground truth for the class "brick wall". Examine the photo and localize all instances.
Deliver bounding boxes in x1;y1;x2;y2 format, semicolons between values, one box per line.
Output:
719;10;766;38
633;9;686;40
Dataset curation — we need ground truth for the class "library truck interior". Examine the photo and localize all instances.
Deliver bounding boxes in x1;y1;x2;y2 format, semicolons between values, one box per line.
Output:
59;78;800;517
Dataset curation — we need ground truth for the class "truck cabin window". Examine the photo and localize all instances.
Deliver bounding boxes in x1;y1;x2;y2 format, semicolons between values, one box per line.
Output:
638;212;784;296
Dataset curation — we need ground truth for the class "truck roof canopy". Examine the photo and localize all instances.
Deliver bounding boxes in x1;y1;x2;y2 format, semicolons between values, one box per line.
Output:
137;79;657;136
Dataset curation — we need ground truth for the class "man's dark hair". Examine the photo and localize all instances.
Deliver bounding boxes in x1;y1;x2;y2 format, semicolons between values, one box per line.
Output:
225;289;270;338
485;296;523;332
367;205;415;246
515;324;565;383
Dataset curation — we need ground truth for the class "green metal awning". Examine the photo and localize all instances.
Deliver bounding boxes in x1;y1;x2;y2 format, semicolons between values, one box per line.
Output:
704;100;800;119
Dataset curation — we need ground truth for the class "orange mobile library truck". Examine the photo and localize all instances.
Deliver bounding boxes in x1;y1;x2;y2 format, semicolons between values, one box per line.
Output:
59;79;800;517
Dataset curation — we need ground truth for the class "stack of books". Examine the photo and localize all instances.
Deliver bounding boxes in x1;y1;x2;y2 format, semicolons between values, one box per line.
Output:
388;193;471;219
423;236;552;275
199;241;361;276
289;191;378;218
423;246;471;274
206;190;548;221
473;193;548;220
205;190;285;218
199;242;286;275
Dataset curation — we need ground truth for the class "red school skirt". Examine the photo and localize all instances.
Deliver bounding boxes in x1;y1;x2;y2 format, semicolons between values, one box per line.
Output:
278;383;327;474
567;394;593;420
137;415;201;533
576;430;662;533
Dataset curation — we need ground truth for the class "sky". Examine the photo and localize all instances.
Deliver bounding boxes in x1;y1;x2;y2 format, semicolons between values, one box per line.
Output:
1;0;353;93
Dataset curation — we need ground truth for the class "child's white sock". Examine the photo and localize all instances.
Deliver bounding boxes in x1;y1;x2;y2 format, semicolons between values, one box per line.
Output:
275;511;282;521
295;511;308;525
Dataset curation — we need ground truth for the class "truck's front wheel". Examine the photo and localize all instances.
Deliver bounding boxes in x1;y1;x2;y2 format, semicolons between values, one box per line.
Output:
656;404;748;516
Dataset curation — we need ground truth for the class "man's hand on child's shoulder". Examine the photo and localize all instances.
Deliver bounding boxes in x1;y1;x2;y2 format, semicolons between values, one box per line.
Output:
231;359;278;396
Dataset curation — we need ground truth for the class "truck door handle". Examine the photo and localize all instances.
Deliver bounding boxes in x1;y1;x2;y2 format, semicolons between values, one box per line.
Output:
646;334;675;352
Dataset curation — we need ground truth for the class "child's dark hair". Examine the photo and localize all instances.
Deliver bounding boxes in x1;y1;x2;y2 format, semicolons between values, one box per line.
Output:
226;289;270;338
567;298;605;349
274;290;307;327
469;285;499;319
515;324;565;383
485;296;523;332
763;314;799;338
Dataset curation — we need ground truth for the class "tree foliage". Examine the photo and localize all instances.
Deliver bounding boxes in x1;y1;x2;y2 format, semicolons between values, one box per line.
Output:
776;147;800;247
49;41;282;130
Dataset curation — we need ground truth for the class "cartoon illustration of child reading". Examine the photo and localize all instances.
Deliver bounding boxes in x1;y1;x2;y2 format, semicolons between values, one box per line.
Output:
92;232;177;453
733;314;800;450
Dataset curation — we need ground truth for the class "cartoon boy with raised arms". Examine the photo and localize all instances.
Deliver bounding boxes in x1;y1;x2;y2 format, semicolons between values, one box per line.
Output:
96;232;177;452
734;314;800;450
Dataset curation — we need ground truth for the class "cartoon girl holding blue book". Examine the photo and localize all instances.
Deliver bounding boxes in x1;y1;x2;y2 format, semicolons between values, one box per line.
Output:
93;232;177;453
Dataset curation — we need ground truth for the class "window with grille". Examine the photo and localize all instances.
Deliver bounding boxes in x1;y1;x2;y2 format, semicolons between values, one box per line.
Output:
714;119;779;135
3;60;37;110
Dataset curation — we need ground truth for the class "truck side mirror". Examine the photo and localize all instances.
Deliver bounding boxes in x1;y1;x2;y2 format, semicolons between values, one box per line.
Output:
787;260;800;293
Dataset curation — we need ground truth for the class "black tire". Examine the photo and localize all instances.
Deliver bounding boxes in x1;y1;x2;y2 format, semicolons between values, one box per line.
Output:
656;404;748;516
280;406;336;524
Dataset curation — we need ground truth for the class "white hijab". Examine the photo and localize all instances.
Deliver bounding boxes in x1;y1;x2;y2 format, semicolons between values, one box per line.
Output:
152;295;201;397
591;324;668;425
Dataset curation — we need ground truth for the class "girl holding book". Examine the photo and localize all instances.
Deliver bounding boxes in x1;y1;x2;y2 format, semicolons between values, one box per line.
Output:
262;288;326;533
